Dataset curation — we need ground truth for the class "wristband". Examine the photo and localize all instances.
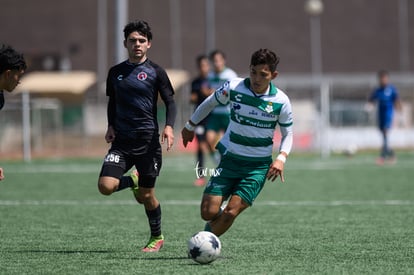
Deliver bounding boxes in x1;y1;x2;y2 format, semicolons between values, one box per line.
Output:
185;121;195;131
276;154;286;163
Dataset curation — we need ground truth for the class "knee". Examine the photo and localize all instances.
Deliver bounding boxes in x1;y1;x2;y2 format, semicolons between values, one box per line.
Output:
135;191;153;204
98;183;113;196
206;132;215;144
221;207;239;221
201;205;220;221
98;178;117;196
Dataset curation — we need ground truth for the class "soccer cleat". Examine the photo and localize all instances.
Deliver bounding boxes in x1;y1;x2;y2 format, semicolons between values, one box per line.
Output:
130;170;139;195
142;235;164;252
386;156;397;165
376;157;385;166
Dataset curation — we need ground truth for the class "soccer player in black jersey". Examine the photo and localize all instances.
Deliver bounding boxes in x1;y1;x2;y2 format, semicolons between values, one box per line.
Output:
0;45;26;181
97;21;176;252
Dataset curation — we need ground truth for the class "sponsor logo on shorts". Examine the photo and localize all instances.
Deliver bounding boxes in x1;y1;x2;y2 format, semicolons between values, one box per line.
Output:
206;181;226;189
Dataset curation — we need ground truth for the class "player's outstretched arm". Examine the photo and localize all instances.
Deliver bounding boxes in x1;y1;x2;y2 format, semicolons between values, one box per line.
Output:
0;167;4;180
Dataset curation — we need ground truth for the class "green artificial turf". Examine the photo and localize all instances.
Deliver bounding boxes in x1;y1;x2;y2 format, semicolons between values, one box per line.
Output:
0;152;413;274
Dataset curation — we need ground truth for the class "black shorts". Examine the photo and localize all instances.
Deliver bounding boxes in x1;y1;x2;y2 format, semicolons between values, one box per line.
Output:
99;131;162;188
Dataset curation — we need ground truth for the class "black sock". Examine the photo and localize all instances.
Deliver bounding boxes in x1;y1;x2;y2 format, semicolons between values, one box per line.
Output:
145;204;162;237
115;176;133;192
197;148;204;168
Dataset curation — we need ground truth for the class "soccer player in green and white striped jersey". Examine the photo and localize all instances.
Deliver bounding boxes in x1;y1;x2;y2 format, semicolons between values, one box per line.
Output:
182;49;293;236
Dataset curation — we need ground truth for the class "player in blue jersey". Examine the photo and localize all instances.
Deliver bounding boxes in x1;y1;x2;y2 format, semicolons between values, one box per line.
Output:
0;44;26;180
97;21;176;252
368;70;401;165
182;49;293;236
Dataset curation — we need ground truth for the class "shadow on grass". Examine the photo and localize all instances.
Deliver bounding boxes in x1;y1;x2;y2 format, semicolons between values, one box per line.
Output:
134;255;228;266
137;256;189;260
9;251;225;264
133;256;206;266
10;250;116;254
11;250;191;261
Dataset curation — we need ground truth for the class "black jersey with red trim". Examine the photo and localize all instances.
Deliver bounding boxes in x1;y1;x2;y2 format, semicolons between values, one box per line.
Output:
106;59;176;133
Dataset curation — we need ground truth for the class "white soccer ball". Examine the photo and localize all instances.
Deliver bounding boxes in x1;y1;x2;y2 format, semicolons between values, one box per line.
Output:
187;231;221;264
344;144;358;156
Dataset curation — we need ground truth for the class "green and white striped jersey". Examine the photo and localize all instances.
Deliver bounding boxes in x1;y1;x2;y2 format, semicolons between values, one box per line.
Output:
191;77;293;160
208;67;237;115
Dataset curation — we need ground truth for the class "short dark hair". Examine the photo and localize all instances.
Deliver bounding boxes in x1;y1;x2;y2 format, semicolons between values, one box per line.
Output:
196;54;208;66
209;49;226;61
123;20;153;41
378;69;389;78
250;49;280;72
0;44;27;74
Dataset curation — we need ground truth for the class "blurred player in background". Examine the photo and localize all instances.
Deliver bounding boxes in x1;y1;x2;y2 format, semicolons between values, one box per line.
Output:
190;55;213;186
0;44;26;180
182;49;293;236
97;21;176;252
206;50;237;162
368;70;402;165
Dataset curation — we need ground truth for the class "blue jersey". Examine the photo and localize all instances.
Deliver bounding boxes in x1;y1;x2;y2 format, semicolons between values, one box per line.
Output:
370;84;399;129
370;85;399;115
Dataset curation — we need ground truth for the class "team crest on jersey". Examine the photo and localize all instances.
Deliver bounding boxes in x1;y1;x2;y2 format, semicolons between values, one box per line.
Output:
216;86;228;97
137;72;148;81
215;81;230;97
265;102;274;113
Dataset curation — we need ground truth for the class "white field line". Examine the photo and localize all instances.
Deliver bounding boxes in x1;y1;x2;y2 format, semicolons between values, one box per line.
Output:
0;199;413;207
2;156;414;174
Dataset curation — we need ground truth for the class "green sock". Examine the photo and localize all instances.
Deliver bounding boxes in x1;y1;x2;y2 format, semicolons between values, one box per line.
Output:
204;222;212;232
